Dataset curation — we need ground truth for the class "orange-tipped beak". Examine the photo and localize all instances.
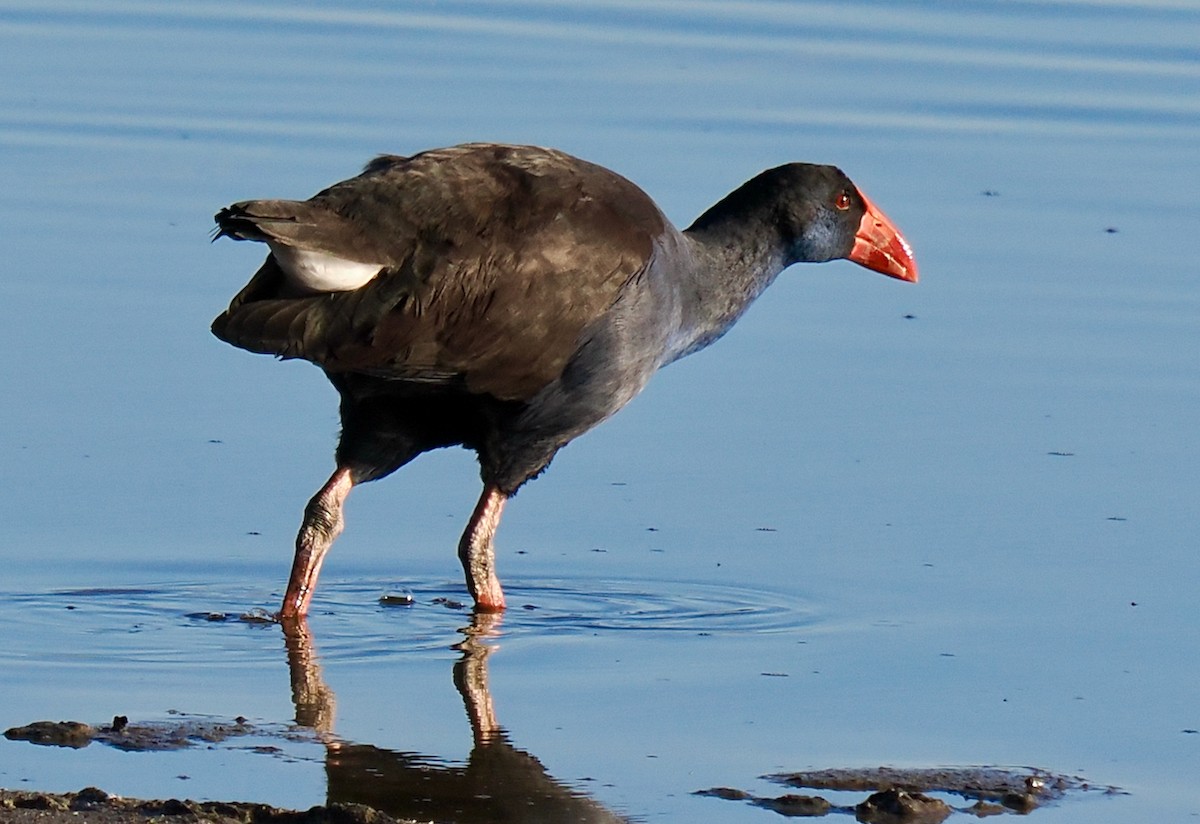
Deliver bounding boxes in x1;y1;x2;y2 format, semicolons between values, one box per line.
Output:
849;191;918;283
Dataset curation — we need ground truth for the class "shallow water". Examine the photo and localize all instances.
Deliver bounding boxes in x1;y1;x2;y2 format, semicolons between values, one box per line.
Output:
1;1;1198;821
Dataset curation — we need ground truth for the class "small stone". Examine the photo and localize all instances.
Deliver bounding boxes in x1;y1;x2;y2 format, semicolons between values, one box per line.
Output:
759;793;831;816
693;787;750;801
965;800;1006;816
857;789;951;823
160;797;192;815
71;787;111;809
1001;791;1038;812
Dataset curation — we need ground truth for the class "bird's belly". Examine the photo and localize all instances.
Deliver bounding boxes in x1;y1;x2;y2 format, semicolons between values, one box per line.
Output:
268;243;383;293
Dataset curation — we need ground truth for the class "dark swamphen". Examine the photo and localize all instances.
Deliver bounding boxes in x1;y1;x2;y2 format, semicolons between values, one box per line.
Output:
212;143;917;618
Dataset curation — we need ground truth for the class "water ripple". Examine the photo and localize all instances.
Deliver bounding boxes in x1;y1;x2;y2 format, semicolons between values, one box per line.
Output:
0;577;814;666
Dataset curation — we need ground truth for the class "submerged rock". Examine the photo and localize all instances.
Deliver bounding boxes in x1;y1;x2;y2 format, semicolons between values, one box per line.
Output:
5;714;264;752
4;721;94;749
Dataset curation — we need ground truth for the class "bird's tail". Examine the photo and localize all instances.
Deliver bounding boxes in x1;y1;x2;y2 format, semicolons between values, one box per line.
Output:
212;199;322;244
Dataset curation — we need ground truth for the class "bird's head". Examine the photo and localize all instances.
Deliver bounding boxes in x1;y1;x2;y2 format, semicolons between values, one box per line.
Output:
771;164;918;283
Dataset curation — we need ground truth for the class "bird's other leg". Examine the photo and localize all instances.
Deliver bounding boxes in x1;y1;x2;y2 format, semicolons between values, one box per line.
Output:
281;466;354;620
458;484;508;612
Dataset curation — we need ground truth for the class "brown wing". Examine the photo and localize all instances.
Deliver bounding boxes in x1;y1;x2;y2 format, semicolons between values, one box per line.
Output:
212;144;669;400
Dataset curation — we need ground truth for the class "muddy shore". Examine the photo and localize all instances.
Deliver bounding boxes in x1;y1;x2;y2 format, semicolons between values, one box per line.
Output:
0;787;414;824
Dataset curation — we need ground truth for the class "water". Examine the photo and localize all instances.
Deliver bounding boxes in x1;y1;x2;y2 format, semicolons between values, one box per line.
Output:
1;1;1197;821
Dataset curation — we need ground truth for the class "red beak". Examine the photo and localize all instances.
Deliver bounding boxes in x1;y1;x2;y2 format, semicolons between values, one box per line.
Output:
849;191;918;283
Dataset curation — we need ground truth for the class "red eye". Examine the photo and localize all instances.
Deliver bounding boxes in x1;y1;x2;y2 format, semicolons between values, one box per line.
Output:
834;191;852;210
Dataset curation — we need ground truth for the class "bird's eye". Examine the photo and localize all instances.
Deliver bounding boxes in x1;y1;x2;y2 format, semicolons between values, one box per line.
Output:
834;191;852;211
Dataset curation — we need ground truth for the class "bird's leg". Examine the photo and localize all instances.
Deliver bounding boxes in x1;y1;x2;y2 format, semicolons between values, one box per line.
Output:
281;466;354;619
458;484;508;611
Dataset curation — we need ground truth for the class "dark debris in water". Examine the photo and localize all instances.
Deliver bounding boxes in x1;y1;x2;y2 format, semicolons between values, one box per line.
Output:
697;766;1122;820
5;716;254;752
4;713;313;754
378;593;415;607
186;608;277;624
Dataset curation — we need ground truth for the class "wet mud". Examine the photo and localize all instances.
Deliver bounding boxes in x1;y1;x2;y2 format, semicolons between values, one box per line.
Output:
4;715;276;752
0;786;407;823
696;765;1123;821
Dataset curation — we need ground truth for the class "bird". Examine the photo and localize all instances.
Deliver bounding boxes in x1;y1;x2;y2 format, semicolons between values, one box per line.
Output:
211;143;917;619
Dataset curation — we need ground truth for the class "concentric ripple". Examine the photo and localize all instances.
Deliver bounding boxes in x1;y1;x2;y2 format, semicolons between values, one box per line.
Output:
0;576;815;665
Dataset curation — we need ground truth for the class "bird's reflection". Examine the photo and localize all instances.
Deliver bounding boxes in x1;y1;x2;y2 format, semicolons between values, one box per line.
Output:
281;613;626;823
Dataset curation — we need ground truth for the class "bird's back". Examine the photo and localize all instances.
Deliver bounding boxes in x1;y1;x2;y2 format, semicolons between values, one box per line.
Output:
213;144;672;401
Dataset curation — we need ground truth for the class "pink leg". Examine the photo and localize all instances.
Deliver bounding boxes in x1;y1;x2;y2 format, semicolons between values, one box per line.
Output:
280;467;354;619
458;484;508;611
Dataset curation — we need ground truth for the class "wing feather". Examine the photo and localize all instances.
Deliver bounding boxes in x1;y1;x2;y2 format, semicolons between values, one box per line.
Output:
213;144;667;401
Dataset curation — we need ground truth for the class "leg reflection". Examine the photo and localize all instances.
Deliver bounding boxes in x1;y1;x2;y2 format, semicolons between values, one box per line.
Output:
281;616;336;733
282;612;627;823
452;611;501;743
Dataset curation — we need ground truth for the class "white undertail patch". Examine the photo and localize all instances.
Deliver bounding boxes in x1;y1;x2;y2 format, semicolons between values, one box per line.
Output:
269;242;384;293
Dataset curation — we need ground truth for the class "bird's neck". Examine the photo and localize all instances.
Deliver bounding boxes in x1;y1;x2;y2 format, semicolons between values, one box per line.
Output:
666;209;789;362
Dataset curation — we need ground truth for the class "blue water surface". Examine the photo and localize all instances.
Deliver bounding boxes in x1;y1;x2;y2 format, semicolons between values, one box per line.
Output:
1;2;1197;821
